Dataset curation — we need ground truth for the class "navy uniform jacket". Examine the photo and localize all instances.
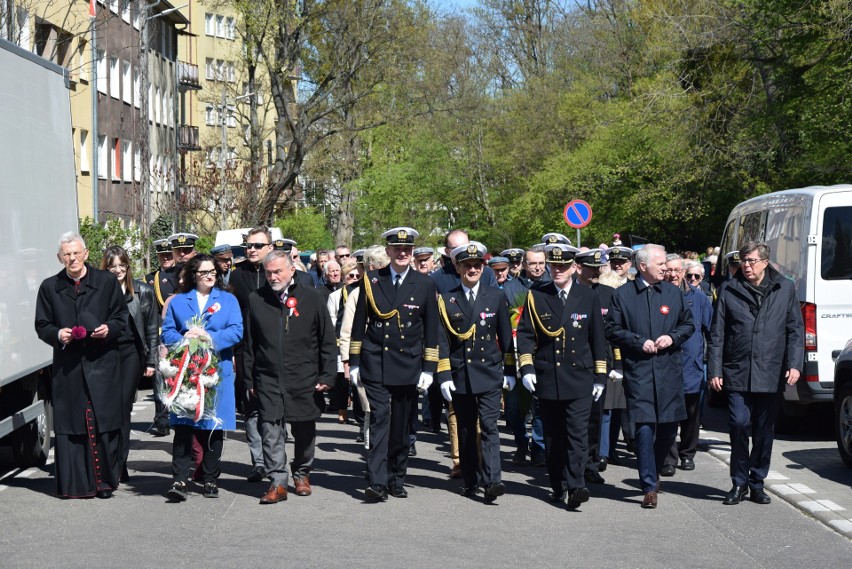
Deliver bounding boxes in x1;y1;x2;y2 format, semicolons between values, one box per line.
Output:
516;281;607;401
605;278;695;423
349;267;439;385
435;285;515;395
147;264;180;309
430;258;499;294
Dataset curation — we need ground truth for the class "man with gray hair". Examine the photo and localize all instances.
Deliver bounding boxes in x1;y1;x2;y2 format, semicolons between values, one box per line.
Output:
35;232;128;498
605;244;694;509
243;251;337;503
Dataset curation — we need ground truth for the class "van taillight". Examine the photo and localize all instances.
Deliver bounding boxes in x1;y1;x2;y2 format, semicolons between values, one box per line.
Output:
801;302;816;351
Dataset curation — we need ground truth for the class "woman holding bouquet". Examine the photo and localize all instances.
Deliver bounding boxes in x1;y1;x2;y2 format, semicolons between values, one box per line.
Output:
161;254;243;500
100;246;159;484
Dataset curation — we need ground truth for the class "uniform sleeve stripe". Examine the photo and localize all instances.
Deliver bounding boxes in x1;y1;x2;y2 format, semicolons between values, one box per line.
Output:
519;354;533;367
437;359;451;373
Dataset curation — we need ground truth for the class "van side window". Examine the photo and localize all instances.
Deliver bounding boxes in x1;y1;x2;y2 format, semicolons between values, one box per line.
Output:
739;211;766;244
766;206;804;282
821;206;852;280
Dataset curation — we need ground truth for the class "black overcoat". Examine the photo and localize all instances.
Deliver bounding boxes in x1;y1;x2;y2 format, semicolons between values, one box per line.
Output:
605;278;694;423
34;266;128;434
242;281;337;422
516;281;608;401
436;284;514;395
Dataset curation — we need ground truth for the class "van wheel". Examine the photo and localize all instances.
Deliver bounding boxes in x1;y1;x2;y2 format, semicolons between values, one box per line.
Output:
10;390;52;468
835;382;852;468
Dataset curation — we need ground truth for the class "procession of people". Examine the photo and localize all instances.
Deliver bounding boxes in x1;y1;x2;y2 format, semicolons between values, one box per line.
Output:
34;226;803;510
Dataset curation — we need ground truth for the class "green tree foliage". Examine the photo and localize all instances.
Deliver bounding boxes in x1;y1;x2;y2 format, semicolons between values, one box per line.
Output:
79;218;143;273
274;208;334;250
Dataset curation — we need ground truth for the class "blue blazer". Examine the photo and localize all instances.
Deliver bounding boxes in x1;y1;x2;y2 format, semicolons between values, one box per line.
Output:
162;287;243;430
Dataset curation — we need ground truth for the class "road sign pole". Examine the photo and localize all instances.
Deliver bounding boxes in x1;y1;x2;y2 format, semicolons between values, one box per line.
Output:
576;228;581;248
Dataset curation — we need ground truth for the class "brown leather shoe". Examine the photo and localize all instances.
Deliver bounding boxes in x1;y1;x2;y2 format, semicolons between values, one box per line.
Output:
449;464;462;479
641;491;658;509
294;476;312;496
260;484;288;504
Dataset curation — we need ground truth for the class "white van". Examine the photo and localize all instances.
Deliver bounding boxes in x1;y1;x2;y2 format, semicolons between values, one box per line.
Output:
715;185;852;420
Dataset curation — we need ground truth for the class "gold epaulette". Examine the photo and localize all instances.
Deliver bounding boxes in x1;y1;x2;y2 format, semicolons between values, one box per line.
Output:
153;270;165;307
528;291;563;338
504;352;516;366
350;341;362;355
595;360;607;374
437;296;476;340
613;348;622;361
437;358;451;373
363;276;398;320
424;347;439;362
519;353;533;368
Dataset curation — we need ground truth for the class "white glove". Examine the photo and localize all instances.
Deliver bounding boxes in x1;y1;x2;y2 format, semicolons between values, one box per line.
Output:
440;380;456;401
349;366;361;388
592;383;605;401
503;375;516;391
417;371;433;391
608;369;623;381
522;373;536;393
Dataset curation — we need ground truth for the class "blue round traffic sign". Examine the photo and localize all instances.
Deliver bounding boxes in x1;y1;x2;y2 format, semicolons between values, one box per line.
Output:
564;199;592;229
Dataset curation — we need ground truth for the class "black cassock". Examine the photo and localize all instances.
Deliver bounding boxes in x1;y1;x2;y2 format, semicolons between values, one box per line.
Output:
35;265;128;498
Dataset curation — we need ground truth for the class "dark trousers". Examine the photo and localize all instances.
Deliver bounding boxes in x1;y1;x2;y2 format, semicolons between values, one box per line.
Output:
427;381;445;431
586;395;603;473
260;419;316;487
540;396;593;494
363;381;417;488
118;344;141;473
454;389;502;488
634;421;678;493
172;426;223;484
728;391;778;490
329;372;350;411
666;391;702;466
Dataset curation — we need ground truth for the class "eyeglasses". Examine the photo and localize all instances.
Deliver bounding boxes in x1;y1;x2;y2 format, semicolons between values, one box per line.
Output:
246;242;269;250
741;258;766;266
346;273;359;279
195;269;217;277
685;273;702;280
108;264;128;273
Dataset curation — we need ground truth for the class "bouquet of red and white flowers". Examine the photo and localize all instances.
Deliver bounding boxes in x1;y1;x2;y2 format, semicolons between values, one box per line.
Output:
156;303;222;423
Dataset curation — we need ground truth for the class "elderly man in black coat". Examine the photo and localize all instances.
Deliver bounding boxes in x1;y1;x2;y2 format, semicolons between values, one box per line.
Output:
242;251;337;504
605;244;694;509
709;241;803;506
35;232;128;499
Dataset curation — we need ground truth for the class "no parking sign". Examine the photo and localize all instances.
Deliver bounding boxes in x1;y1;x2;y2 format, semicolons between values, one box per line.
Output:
564;199;592;229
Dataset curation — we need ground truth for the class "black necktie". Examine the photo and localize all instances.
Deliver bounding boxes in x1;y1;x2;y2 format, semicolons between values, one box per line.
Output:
468;290;475;304
559;290;568;306
394;274;401;290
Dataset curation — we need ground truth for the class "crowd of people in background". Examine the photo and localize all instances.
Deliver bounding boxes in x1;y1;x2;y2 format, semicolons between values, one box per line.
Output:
34;226;802;511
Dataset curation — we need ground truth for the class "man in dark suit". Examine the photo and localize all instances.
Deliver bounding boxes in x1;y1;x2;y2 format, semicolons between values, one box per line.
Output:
349;227;440;501
35;232;128;499
436;242;515;503
605;244;695;509
516;243;607;510
242;251;337;504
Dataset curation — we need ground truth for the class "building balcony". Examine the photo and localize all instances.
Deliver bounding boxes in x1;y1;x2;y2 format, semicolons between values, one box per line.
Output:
177;61;201;91
177;125;201;151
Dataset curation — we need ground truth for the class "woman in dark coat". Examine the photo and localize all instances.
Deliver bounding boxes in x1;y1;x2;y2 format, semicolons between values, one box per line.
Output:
35;233;128;499
100;246;158;483
161;254;242;501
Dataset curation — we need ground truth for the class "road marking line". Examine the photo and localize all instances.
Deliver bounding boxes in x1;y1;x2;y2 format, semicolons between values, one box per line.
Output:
0;485;7;492
816;500;846;511
769;484;799;495
787;483;816;494
828;519;852;534
18;468;37;478
765;471;789;480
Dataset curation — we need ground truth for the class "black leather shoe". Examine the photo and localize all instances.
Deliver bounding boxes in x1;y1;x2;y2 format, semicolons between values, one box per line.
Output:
167;481;188;502
598;457;608;472
660;464;677;477
203;482;219;498
750;488;771;504
390;485;408;498
483;481;506;504
512;449;527;465
150;425;170;437
247;465;265;483
549;490;566;503
460;485;480;497
584;470;605;484
680;458;695;471
566;487;590;510
608;454;622;466
365;484;388;502
120;466;130;483
355;432;365;443
722;484;748;505
95;489;113;499
408;444;417;457
530;452;546;467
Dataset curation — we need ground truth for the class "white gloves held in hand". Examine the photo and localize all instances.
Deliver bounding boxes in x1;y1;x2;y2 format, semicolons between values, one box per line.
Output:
417;371;433;391
440;380;456;401
349;366;360;387
522;373;536;392
503;375;516;391
592;383;605;401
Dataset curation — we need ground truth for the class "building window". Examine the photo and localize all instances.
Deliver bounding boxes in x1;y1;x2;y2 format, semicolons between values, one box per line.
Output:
109;0;118;14
205;14;215;36
112;138;121;180
227;105;237;128
133;69;141;107
205;105;216;126
97;135;107;179
215;15;224;38
121;0;130;23
80;129;89;173
154;86;161;124
109;57;119;99
134;147;141;181
122;141;132;181
206;58;214;80
227;62;235;82
122;61;131;104
96;50;106;93
78;39;88;83
226;17;236;40
216;59;225;81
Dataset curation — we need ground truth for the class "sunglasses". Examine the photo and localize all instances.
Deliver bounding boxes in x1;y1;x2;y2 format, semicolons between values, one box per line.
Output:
246;243;269;250
196;269;217;277
685;273;702;280
346;272;359;279
338;253;351;258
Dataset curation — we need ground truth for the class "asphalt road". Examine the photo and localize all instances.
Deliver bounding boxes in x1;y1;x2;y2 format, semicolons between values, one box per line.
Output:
0;391;850;568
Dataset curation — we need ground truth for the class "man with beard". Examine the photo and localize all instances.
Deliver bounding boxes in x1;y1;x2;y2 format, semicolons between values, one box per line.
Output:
243;251;336;503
